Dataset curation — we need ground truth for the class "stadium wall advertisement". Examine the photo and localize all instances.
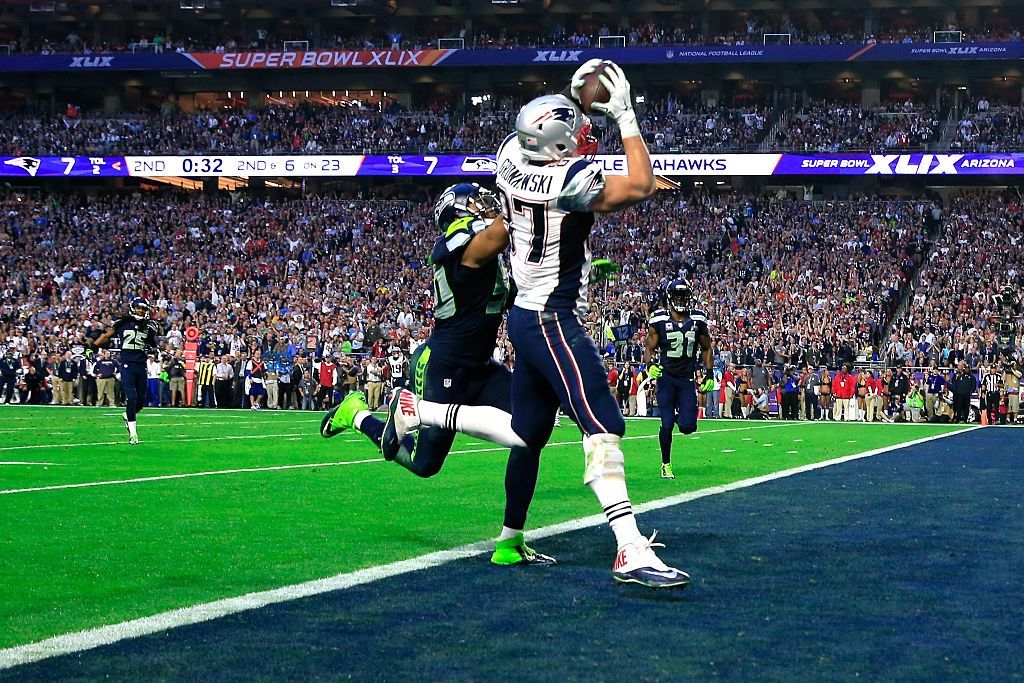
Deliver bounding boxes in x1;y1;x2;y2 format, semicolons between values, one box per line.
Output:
2;153;1023;178
0;42;1021;71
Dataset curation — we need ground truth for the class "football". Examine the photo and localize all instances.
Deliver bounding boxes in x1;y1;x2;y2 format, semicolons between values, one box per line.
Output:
575;61;612;114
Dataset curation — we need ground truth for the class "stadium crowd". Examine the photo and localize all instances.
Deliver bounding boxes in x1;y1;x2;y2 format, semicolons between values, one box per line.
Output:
774;100;942;152
7;186;1017;423
0;97;967;156
950;99;1024;152
5;17;1021;55
887;192;1023;363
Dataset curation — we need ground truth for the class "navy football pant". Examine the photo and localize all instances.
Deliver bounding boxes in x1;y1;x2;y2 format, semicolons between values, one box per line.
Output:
508;308;625;453
121;364;149;421
656;374;698;464
357;343;540;531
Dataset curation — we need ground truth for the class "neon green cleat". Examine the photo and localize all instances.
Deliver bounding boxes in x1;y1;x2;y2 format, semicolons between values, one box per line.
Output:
320;391;369;438
490;533;557;566
661;463;675;479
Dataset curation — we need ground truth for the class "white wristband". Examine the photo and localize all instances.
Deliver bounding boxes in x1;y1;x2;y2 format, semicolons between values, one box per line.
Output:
616;111;641;140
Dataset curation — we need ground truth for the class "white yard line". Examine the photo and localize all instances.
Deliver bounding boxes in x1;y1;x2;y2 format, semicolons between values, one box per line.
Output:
0;423;808;494
0;432;309;454
0;426;979;670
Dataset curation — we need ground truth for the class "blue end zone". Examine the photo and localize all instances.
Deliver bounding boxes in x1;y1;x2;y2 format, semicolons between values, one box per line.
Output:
7;429;1024;681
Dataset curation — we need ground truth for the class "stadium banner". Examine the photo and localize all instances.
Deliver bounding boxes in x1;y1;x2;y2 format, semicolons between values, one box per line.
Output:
0;42;1021;72
3;153;1024;177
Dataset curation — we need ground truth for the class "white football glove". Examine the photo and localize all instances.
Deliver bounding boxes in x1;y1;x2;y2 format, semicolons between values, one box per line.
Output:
591;62;641;140
569;58;605;104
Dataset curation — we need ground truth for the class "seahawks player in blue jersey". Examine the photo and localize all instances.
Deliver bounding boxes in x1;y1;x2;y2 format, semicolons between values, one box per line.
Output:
90;297;161;445
643;279;714;479
321;183;553;567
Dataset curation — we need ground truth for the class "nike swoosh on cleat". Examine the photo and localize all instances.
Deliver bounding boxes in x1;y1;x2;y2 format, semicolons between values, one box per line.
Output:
641;570;684;579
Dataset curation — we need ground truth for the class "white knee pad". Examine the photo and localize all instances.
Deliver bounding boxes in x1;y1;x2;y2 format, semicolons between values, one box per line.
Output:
582;433;625;485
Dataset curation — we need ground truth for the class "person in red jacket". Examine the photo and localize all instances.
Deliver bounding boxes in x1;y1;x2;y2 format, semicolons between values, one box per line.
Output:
606;359;619;406
831;364;856;421
865;371;883;422
721;364;737;418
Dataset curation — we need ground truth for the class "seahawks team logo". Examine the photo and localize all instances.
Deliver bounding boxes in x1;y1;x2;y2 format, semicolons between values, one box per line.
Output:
4;157;41;177
460;157;498;173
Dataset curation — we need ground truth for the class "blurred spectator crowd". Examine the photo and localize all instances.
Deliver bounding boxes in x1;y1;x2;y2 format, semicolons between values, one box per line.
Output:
0;97;980;156
5;18;1022;56
0;187;1019;422
774;100;941;152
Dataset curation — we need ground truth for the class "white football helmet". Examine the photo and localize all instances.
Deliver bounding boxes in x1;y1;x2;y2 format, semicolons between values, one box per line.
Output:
515;94;598;163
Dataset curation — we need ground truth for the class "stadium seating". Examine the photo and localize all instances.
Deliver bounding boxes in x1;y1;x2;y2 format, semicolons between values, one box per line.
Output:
0;98;960;155
887;192;1023;367
0;190;940;373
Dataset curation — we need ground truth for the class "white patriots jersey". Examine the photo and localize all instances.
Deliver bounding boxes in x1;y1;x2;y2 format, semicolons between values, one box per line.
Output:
387;354;406;378
495;134;605;317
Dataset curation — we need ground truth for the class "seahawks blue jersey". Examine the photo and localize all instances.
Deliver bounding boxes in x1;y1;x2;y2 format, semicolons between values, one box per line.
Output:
429;215;509;366
649;308;709;380
113;317;156;365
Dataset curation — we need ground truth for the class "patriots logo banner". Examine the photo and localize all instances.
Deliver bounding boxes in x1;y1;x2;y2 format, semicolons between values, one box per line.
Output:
4;157;41;176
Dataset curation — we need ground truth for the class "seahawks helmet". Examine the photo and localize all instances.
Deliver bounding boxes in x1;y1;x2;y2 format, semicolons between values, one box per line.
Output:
433;183;503;233
515;94;598;163
665;279;693;315
128;296;151;321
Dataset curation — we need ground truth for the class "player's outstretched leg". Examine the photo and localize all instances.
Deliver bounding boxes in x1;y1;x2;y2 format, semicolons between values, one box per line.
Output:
321;391;370;438
491;446;555;566
658;416;675;479
513;310;689;589
122;366;147;445
326;390;442;478
656;378;677;479
382;388;528;457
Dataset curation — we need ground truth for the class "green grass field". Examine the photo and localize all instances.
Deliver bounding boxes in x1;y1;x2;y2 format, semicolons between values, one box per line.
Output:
0;406;969;652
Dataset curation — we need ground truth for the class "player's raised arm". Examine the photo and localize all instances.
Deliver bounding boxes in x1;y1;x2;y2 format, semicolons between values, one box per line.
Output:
91;328;113;348
90;321;118;349
461;214;510;268
586;63;656;213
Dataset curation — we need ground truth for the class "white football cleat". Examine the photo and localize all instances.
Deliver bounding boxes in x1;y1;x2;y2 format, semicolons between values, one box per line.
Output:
380;388;421;461
612;531;690;589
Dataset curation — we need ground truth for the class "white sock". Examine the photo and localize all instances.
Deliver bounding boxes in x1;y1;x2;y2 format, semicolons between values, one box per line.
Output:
127;421;138;438
589;475;642;549
353;410;372;430
417;400;528;448
498;526;522;542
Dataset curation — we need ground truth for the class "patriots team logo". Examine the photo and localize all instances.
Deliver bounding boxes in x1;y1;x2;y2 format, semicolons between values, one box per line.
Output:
4;157;41;177
531;107;576;127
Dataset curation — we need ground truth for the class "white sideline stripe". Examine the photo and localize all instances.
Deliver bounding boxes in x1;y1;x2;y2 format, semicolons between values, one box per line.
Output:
0;432;310;454
0;459;385;495
0;426;979;670
0;423;805;495
0;462;65;466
